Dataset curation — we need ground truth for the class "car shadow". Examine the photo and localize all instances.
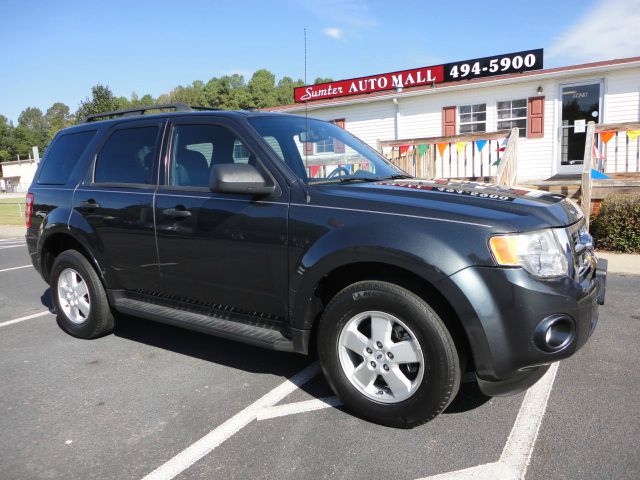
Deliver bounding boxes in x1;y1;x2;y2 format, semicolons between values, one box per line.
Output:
112;313;492;416
112;313;319;393
40;288;55;313
444;381;492;413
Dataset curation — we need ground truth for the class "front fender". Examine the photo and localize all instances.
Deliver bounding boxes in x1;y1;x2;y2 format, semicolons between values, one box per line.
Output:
289;215;491;331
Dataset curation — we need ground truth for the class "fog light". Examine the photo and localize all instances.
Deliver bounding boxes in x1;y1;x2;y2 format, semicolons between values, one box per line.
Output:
534;315;575;352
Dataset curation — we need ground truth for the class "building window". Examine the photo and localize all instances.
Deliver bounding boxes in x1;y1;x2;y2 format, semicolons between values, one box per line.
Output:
458;104;486;134
497;99;527;137
316;137;334;154
233;139;250;163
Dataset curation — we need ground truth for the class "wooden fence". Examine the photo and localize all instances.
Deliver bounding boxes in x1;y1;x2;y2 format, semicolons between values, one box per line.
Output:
580;121;640;228
378;128;520;187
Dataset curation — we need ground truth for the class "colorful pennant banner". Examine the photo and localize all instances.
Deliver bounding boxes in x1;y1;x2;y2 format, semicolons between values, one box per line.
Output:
475;139;487;152
592;144;606;160
455;142;466;154
600;131;615;144
436;143;448;157
627;130;640;142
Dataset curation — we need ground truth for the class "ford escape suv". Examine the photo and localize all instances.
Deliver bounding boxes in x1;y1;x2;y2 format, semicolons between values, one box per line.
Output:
26;103;606;428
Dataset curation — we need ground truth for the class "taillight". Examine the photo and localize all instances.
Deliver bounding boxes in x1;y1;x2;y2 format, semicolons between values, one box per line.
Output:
25;193;34;228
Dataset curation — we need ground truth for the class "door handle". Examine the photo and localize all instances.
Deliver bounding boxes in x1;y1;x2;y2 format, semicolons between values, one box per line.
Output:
162;207;192;218
78;199;100;209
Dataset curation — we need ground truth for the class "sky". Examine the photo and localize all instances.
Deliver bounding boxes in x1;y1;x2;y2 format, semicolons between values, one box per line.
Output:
1;0;639;123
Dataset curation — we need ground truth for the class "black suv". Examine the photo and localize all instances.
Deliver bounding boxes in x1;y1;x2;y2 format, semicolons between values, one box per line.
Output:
26;104;606;428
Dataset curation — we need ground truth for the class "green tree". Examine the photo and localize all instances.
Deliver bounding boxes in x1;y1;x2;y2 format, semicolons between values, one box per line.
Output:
0;115;16;161
314;77;333;85
276;76;304;105
15;107;49;157
162;80;206;106
248;69;277;108
45;102;73;139
128;92;156;107
203;74;252;109
75;84;122;122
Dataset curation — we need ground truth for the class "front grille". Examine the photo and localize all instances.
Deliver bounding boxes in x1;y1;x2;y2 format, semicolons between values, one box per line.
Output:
566;219;594;281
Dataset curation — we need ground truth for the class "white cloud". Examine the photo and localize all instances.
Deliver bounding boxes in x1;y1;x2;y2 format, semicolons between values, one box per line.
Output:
306;0;378;29
323;27;343;40
548;0;640;63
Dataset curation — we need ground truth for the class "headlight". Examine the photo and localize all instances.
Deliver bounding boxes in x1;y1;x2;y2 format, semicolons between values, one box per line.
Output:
489;229;568;278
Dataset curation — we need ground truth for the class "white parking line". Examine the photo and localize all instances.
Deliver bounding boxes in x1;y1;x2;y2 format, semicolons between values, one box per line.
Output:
256;396;343;421
0;237;22;242
417;362;559;480
142;361;321;480
0;244;26;250
0;264;32;273
0;311;52;328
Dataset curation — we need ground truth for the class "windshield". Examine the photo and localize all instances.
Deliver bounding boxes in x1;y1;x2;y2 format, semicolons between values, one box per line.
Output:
247;115;407;184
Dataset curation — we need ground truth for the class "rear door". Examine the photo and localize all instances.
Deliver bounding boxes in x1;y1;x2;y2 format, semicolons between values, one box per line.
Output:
72;119;165;291
154;117;289;321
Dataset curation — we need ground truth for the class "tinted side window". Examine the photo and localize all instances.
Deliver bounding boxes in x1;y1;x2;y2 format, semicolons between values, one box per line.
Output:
169;124;255;188
94;126;159;184
38;130;96;185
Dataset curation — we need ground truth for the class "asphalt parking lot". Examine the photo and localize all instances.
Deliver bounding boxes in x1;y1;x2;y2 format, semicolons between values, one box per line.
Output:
1;232;638;480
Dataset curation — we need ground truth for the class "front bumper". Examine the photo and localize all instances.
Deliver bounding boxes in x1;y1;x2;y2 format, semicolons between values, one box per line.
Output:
440;256;606;396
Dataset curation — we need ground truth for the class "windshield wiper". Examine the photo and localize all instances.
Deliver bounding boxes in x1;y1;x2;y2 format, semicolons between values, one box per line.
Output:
376;174;413;180
309;174;413;186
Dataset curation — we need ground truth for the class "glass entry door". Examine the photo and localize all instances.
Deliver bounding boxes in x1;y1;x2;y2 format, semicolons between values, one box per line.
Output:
560;82;601;170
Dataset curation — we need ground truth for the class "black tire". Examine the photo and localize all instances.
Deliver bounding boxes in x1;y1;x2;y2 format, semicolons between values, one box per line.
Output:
50;249;114;339
317;280;461;428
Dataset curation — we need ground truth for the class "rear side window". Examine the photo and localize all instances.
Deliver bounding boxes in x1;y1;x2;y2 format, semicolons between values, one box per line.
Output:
94;126;159;184
38;130;96;185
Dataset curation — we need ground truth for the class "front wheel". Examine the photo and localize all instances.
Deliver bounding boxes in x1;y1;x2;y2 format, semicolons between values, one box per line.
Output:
317;281;461;428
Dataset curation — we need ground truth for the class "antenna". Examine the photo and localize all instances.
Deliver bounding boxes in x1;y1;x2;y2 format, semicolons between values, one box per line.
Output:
304;28;309;160
304;28;309;122
303;28;311;202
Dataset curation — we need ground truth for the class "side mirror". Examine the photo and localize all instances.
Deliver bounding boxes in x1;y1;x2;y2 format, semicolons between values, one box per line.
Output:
209;163;275;196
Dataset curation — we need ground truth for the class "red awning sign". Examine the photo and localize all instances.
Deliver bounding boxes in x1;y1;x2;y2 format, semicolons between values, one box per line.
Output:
294;49;544;103
294;66;444;103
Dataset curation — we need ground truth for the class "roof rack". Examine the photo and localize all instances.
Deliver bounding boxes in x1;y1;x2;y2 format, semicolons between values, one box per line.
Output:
83;103;217;123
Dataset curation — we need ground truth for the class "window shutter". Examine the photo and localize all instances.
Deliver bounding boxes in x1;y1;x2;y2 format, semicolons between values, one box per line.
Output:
304;140;314;156
527;97;544;138
442;106;456;136
333;118;346;153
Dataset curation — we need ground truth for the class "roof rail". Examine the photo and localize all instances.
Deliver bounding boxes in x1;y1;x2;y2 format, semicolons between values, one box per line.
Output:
82;103;217;123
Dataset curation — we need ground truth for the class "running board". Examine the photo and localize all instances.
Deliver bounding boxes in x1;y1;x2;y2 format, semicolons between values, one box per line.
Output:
113;297;295;352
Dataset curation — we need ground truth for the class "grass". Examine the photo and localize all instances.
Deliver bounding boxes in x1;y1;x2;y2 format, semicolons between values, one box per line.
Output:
0;198;25;225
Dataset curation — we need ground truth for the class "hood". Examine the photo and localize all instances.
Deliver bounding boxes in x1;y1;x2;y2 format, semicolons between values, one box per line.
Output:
313;178;584;232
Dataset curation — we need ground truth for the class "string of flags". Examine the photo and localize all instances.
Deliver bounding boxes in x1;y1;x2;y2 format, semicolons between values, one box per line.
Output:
598;130;640;143
394;130;640;159
395;137;509;159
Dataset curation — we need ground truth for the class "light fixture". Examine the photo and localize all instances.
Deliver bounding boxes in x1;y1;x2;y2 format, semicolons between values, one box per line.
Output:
536;85;544;95
395;85;403;93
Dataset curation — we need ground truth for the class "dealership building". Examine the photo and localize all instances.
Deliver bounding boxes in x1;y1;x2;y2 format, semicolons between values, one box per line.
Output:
270;51;640;183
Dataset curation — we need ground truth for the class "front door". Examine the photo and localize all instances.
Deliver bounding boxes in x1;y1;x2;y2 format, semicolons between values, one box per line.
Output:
154;119;289;321
559;81;602;173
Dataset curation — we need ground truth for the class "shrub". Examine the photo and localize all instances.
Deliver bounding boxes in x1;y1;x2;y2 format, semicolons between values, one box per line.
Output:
591;193;640;253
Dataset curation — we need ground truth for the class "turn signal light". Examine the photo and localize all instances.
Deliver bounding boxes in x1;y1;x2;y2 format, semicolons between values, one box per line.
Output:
489;236;519;265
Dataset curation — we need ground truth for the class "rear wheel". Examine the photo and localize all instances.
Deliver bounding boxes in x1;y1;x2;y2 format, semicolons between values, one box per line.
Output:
317;280;461;428
51;250;114;339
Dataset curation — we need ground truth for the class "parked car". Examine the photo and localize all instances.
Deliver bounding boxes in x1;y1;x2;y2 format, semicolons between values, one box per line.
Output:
25;104;606;427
